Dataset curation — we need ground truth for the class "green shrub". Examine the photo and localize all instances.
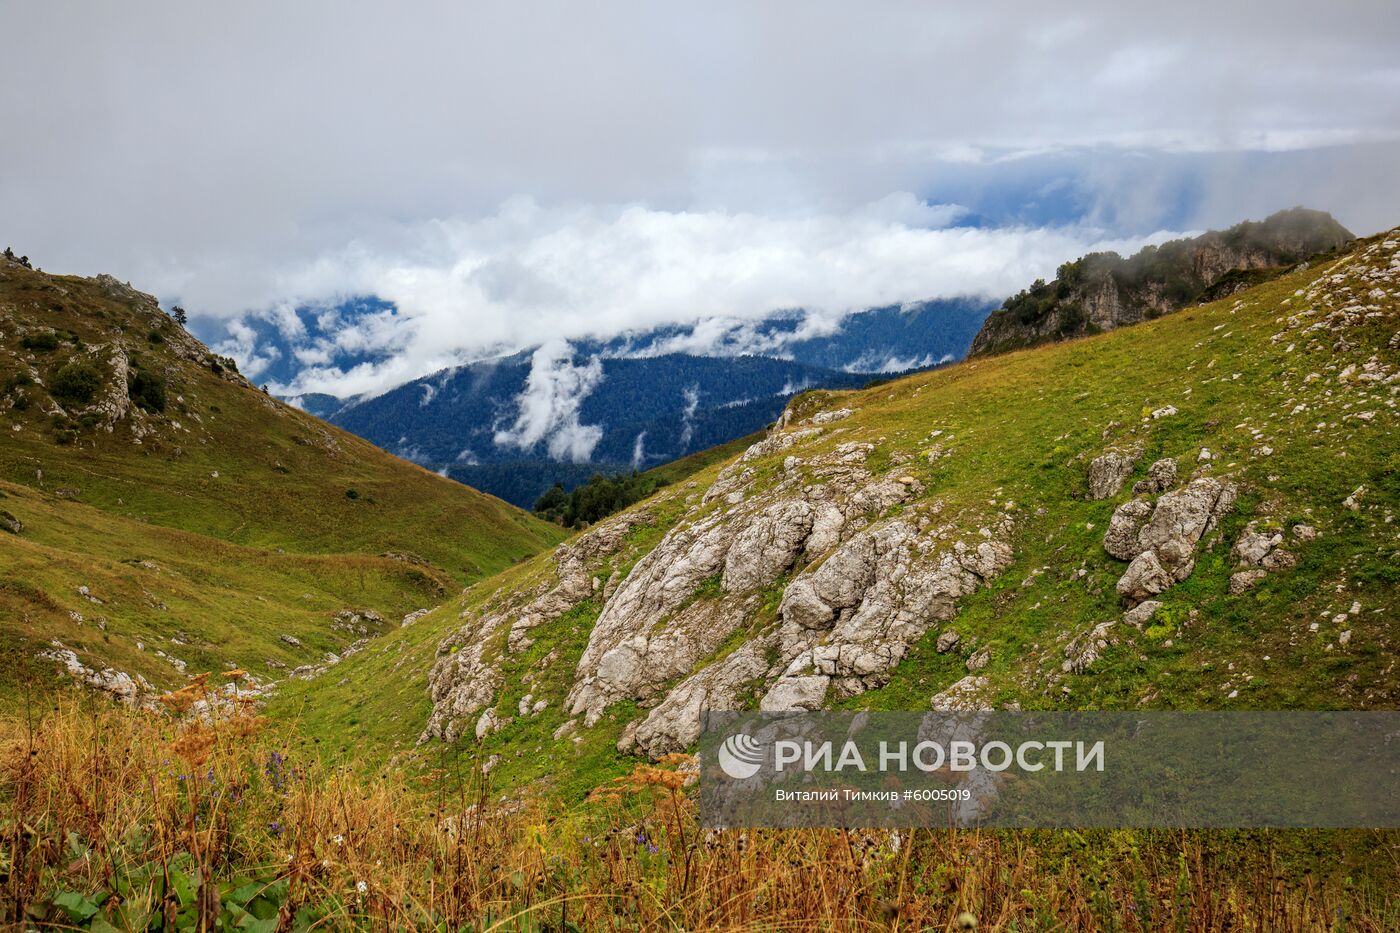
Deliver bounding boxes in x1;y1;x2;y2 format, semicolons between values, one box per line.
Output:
127;369;167;413
50;360;103;405
20;331;60;351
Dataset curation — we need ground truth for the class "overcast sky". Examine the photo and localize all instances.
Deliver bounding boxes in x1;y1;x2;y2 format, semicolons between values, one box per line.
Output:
3;1;1398;396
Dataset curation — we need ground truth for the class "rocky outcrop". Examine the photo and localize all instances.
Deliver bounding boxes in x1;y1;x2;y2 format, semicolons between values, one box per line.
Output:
1062;621;1119;673
1104;476;1237;604
421;509;654;742
519;417;1016;757
40;642;157;709
1225;522;1298;594
565;430;927;730
1086;447;1140;499
1133;458;1178;495
970;208;1353;357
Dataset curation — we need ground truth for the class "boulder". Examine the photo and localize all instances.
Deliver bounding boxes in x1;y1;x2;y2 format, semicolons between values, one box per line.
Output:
1132;458;1178;495
1087;448;1140;499
1229;570;1268;594
1232;524;1283;567
759;675;830;711
1122;599;1163;628
1103;499;1153;560
1116;551;1176;602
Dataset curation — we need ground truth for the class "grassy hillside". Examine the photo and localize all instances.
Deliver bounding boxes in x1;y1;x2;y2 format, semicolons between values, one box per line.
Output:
275;227;1398;801
0;258;564;700
5;231;1399;930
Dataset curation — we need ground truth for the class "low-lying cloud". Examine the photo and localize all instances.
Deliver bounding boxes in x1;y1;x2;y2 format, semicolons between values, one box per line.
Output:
214;196;1178;396
492;341;606;463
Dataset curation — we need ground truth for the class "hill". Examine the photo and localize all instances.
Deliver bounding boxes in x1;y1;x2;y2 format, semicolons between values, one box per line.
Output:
271;225;1398;804
0;255;564;700
969;207;1354;356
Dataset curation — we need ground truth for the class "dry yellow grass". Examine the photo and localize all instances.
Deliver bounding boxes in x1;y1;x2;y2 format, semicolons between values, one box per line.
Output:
4;695;1397;931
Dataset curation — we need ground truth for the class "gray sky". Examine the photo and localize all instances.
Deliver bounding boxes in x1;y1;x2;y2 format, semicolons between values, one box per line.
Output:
3;1;1398;395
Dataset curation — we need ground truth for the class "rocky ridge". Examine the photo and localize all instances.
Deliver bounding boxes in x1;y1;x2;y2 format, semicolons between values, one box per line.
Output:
970;208;1353;357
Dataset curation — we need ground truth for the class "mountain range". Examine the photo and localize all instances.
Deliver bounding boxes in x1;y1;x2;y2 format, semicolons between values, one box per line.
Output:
282;298;994;506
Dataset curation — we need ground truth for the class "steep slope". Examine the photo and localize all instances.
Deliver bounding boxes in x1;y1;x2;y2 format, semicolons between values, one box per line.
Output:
0;256;564;700
970;207;1353;356
274;227;1400;799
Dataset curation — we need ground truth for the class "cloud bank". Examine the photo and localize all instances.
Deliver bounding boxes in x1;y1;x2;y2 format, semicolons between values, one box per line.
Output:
210;196;1177;395
2;1;1396;399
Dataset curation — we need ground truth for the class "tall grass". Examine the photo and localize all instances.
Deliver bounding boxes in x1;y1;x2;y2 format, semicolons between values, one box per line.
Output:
3;693;1396;931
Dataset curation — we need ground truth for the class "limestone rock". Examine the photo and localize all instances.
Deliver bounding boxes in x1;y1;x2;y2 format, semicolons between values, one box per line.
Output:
935;629;961;653
1087;447;1140;499
1122;600;1163;628
1104;499;1153;560
1111;477;1236;603
930;675;990;711
1116;551;1176;602
1132;458;1178;495
1232;524;1283;567
1292;524;1319;542
1229;570;1268;594
1063;621;1118;673
759;675;830;711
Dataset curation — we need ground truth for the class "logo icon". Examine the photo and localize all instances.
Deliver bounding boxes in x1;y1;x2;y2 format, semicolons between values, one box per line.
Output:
717;732;764;779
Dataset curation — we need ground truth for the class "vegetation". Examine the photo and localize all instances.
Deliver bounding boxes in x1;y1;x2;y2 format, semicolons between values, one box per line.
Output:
534;471;665;528
49;359;104;405
127;368;167;413
4;698;1395;931
977;207;1354;355
20;331;60;352
533;432;766;528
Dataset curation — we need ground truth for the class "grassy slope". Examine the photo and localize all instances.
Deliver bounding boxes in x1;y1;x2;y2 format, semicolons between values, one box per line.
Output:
279;230;1398;802
0;262;564;699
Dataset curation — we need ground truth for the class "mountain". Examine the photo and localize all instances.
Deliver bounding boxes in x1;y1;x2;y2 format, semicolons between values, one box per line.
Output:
0;255;563;700
325;351;879;505
969;207;1354;356
258;298;993;507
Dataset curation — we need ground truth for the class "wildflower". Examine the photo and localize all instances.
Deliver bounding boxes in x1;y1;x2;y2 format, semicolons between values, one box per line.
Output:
357;880;368;897
333;834;345;845
647;844;659;854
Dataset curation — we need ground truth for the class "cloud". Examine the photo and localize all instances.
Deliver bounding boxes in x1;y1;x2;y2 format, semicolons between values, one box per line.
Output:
678;386;701;449
492;342;605;462
215;197;1181;397
1;1;1396;399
